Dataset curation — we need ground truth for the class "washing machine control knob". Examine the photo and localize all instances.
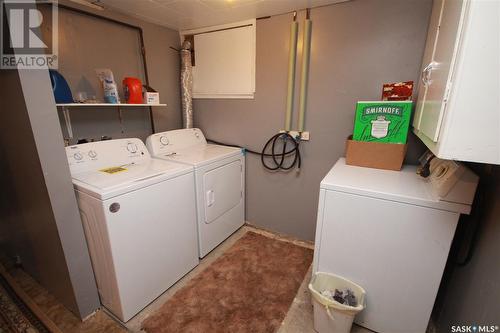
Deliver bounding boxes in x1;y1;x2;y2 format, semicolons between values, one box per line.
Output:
88;150;97;158
127;143;138;153
73;152;83;160
159;136;169;145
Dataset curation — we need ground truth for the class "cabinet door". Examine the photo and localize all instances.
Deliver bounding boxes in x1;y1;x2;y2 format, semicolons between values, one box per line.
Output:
192;22;256;99
414;0;444;130
419;0;466;142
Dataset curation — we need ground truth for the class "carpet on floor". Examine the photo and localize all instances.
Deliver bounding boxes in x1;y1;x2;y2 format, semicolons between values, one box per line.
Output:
0;274;49;333
142;231;313;333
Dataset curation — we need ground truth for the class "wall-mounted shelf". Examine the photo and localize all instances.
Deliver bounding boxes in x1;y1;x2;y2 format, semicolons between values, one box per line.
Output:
56;103;167;139
56;103;167;107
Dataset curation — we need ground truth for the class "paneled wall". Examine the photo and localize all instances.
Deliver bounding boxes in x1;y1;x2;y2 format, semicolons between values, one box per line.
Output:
42;0;182;144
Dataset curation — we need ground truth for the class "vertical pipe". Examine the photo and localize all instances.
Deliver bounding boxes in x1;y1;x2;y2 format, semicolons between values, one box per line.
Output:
298;9;312;132
180;40;194;129
285;12;298;132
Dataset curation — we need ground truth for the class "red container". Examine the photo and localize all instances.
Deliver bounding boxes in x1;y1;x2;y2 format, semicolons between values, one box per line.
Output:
123;77;143;104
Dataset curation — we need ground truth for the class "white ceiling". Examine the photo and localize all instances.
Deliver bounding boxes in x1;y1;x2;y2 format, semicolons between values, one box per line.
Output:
92;0;347;31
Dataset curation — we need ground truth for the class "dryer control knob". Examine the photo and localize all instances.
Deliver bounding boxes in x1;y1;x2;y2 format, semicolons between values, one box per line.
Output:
73;152;83;160
159;136;169;145
88;150;97;158
127;143;138;153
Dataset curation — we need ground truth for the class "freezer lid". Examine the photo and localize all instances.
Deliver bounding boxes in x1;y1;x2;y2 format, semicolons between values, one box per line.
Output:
156;144;243;167
72;159;193;199
320;158;478;214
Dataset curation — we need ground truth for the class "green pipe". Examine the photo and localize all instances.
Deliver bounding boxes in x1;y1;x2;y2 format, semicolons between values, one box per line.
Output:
298;17;312;132
285;17;298;132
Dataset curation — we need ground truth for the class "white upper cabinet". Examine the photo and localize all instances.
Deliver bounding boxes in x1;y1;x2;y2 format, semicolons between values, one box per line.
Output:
417;0;464;141
182;20;256;99
413;0;500;164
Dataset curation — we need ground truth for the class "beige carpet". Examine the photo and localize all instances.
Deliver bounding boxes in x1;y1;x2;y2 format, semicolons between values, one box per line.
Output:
142;231;313;333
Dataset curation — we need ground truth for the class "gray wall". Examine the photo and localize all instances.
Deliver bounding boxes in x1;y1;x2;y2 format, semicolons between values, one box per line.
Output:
0;67;100;318
434;164;500;330
194;0;431;240
49;0;183;143
0;1;184;318
0;1;183;319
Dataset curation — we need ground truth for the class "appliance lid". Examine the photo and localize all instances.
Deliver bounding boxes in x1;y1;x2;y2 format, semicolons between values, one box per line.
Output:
146;128;207;156
72;159;193;200
320;158;478;214
155;144;243;167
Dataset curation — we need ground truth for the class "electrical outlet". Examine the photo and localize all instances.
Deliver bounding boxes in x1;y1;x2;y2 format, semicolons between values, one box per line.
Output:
289;130;300;139
279;130;310;141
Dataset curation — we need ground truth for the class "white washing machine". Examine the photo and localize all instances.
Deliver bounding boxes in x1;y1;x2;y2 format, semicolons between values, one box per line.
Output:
313;158;478;333
146;128;245;258
66;139;199;322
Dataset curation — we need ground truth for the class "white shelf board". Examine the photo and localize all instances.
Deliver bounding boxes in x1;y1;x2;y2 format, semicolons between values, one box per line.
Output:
56;103;166;107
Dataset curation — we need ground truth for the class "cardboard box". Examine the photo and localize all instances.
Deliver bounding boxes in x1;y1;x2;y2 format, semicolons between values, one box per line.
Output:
345;136;407;171
145;92;160;105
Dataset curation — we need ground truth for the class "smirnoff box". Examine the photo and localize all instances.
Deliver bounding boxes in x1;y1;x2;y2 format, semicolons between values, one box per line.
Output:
352;101;412;144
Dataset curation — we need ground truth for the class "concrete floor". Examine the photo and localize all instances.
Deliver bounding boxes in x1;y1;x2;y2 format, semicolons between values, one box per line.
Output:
5;225;373;333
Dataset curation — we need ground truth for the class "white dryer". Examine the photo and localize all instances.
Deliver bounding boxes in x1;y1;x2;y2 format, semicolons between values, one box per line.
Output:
146;128;245;258
66;139;198;322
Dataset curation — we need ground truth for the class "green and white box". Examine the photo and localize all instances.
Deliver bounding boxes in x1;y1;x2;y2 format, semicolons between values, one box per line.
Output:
352;101;412;144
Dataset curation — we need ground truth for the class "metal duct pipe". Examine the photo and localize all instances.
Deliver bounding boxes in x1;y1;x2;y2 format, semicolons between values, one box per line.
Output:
180;40;194;129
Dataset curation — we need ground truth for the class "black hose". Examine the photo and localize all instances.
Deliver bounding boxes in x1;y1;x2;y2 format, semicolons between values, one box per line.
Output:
454;184;485;267
262;132;301;170
207;132;301;171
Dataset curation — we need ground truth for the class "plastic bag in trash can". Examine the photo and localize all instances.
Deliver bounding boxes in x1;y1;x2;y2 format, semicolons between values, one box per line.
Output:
309;272;366;333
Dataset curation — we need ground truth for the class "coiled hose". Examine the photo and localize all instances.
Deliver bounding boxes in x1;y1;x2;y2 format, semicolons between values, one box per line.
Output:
207;132;301;171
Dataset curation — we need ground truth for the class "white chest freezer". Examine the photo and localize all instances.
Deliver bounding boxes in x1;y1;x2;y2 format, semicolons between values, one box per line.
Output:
313;158;478;333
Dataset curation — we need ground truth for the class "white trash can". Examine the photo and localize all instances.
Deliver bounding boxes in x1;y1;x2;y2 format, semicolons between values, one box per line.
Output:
309;272;366;333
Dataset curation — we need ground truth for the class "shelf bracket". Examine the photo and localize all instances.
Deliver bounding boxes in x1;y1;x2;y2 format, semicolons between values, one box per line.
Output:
62;106;73;139
118;106;125;133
